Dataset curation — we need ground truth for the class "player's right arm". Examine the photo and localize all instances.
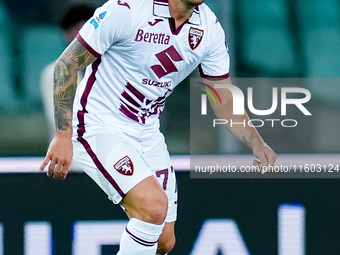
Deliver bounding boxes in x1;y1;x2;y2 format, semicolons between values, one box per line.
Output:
39;38;97;179
203;77;277;168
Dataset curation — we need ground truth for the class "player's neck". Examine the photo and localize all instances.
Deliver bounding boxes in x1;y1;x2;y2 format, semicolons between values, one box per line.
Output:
168;0;195;28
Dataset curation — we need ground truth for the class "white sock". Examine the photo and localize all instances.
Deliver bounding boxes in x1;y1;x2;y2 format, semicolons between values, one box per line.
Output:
117;218;165;255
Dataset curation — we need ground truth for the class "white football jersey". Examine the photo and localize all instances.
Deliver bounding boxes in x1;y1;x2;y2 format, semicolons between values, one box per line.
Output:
73;0;230;138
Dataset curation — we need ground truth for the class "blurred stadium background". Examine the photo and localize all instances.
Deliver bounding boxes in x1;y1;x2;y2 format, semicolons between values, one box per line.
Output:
0;0;339;254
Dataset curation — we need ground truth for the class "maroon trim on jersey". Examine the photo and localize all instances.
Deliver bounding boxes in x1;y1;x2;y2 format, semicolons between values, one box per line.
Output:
154;0;168;3
125;227;158;247
153;0;200;25
76;58;125;199
198;64;230;79
126;82;145;101
120;104;140;123
121;90;141;108
76;33;101;59
120;83;145;124
119;83;168;124
168;18;189;35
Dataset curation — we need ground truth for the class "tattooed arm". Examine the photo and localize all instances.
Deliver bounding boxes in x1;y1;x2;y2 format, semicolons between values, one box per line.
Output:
40;38;97;179
54;39;96;131
204;77;277;167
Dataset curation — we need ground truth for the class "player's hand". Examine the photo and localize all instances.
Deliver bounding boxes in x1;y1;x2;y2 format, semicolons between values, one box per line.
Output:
39;131;73;180
251;136;277;170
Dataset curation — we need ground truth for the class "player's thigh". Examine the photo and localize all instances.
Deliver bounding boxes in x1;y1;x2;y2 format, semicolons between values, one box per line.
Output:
72;129;153;205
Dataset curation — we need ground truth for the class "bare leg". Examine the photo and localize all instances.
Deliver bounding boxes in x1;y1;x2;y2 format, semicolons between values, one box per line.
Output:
157;221;176;254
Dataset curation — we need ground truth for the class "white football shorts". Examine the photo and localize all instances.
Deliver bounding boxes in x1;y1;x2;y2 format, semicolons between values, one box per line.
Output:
72;127;177;222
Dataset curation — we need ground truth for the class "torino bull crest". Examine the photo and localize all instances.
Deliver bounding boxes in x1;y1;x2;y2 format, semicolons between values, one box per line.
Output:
189;27;204;50
114;156;134;176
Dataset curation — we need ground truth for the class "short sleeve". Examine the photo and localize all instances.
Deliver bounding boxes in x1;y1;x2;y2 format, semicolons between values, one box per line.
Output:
77;0;134;56
200;21;230;79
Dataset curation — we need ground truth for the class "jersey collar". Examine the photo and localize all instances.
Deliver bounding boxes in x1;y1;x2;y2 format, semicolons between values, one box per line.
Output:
153;0;202;25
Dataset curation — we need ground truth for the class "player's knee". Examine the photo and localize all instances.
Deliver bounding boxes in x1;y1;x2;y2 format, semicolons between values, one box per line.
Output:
143;193;168;224
123;177;168;224
157;234;176;254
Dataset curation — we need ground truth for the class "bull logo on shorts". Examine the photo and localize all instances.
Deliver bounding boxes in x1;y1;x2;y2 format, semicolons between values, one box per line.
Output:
114;156;134;176
188;27;204;50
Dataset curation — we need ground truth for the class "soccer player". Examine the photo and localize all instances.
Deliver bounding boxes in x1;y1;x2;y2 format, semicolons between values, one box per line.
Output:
40;0;277;254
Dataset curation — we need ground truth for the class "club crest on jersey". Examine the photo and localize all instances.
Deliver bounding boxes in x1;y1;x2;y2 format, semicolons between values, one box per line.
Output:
188;27;204;50
114;156;134;176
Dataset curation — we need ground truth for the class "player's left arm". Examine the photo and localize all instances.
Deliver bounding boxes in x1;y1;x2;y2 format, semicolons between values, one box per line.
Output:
203;77;277;168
